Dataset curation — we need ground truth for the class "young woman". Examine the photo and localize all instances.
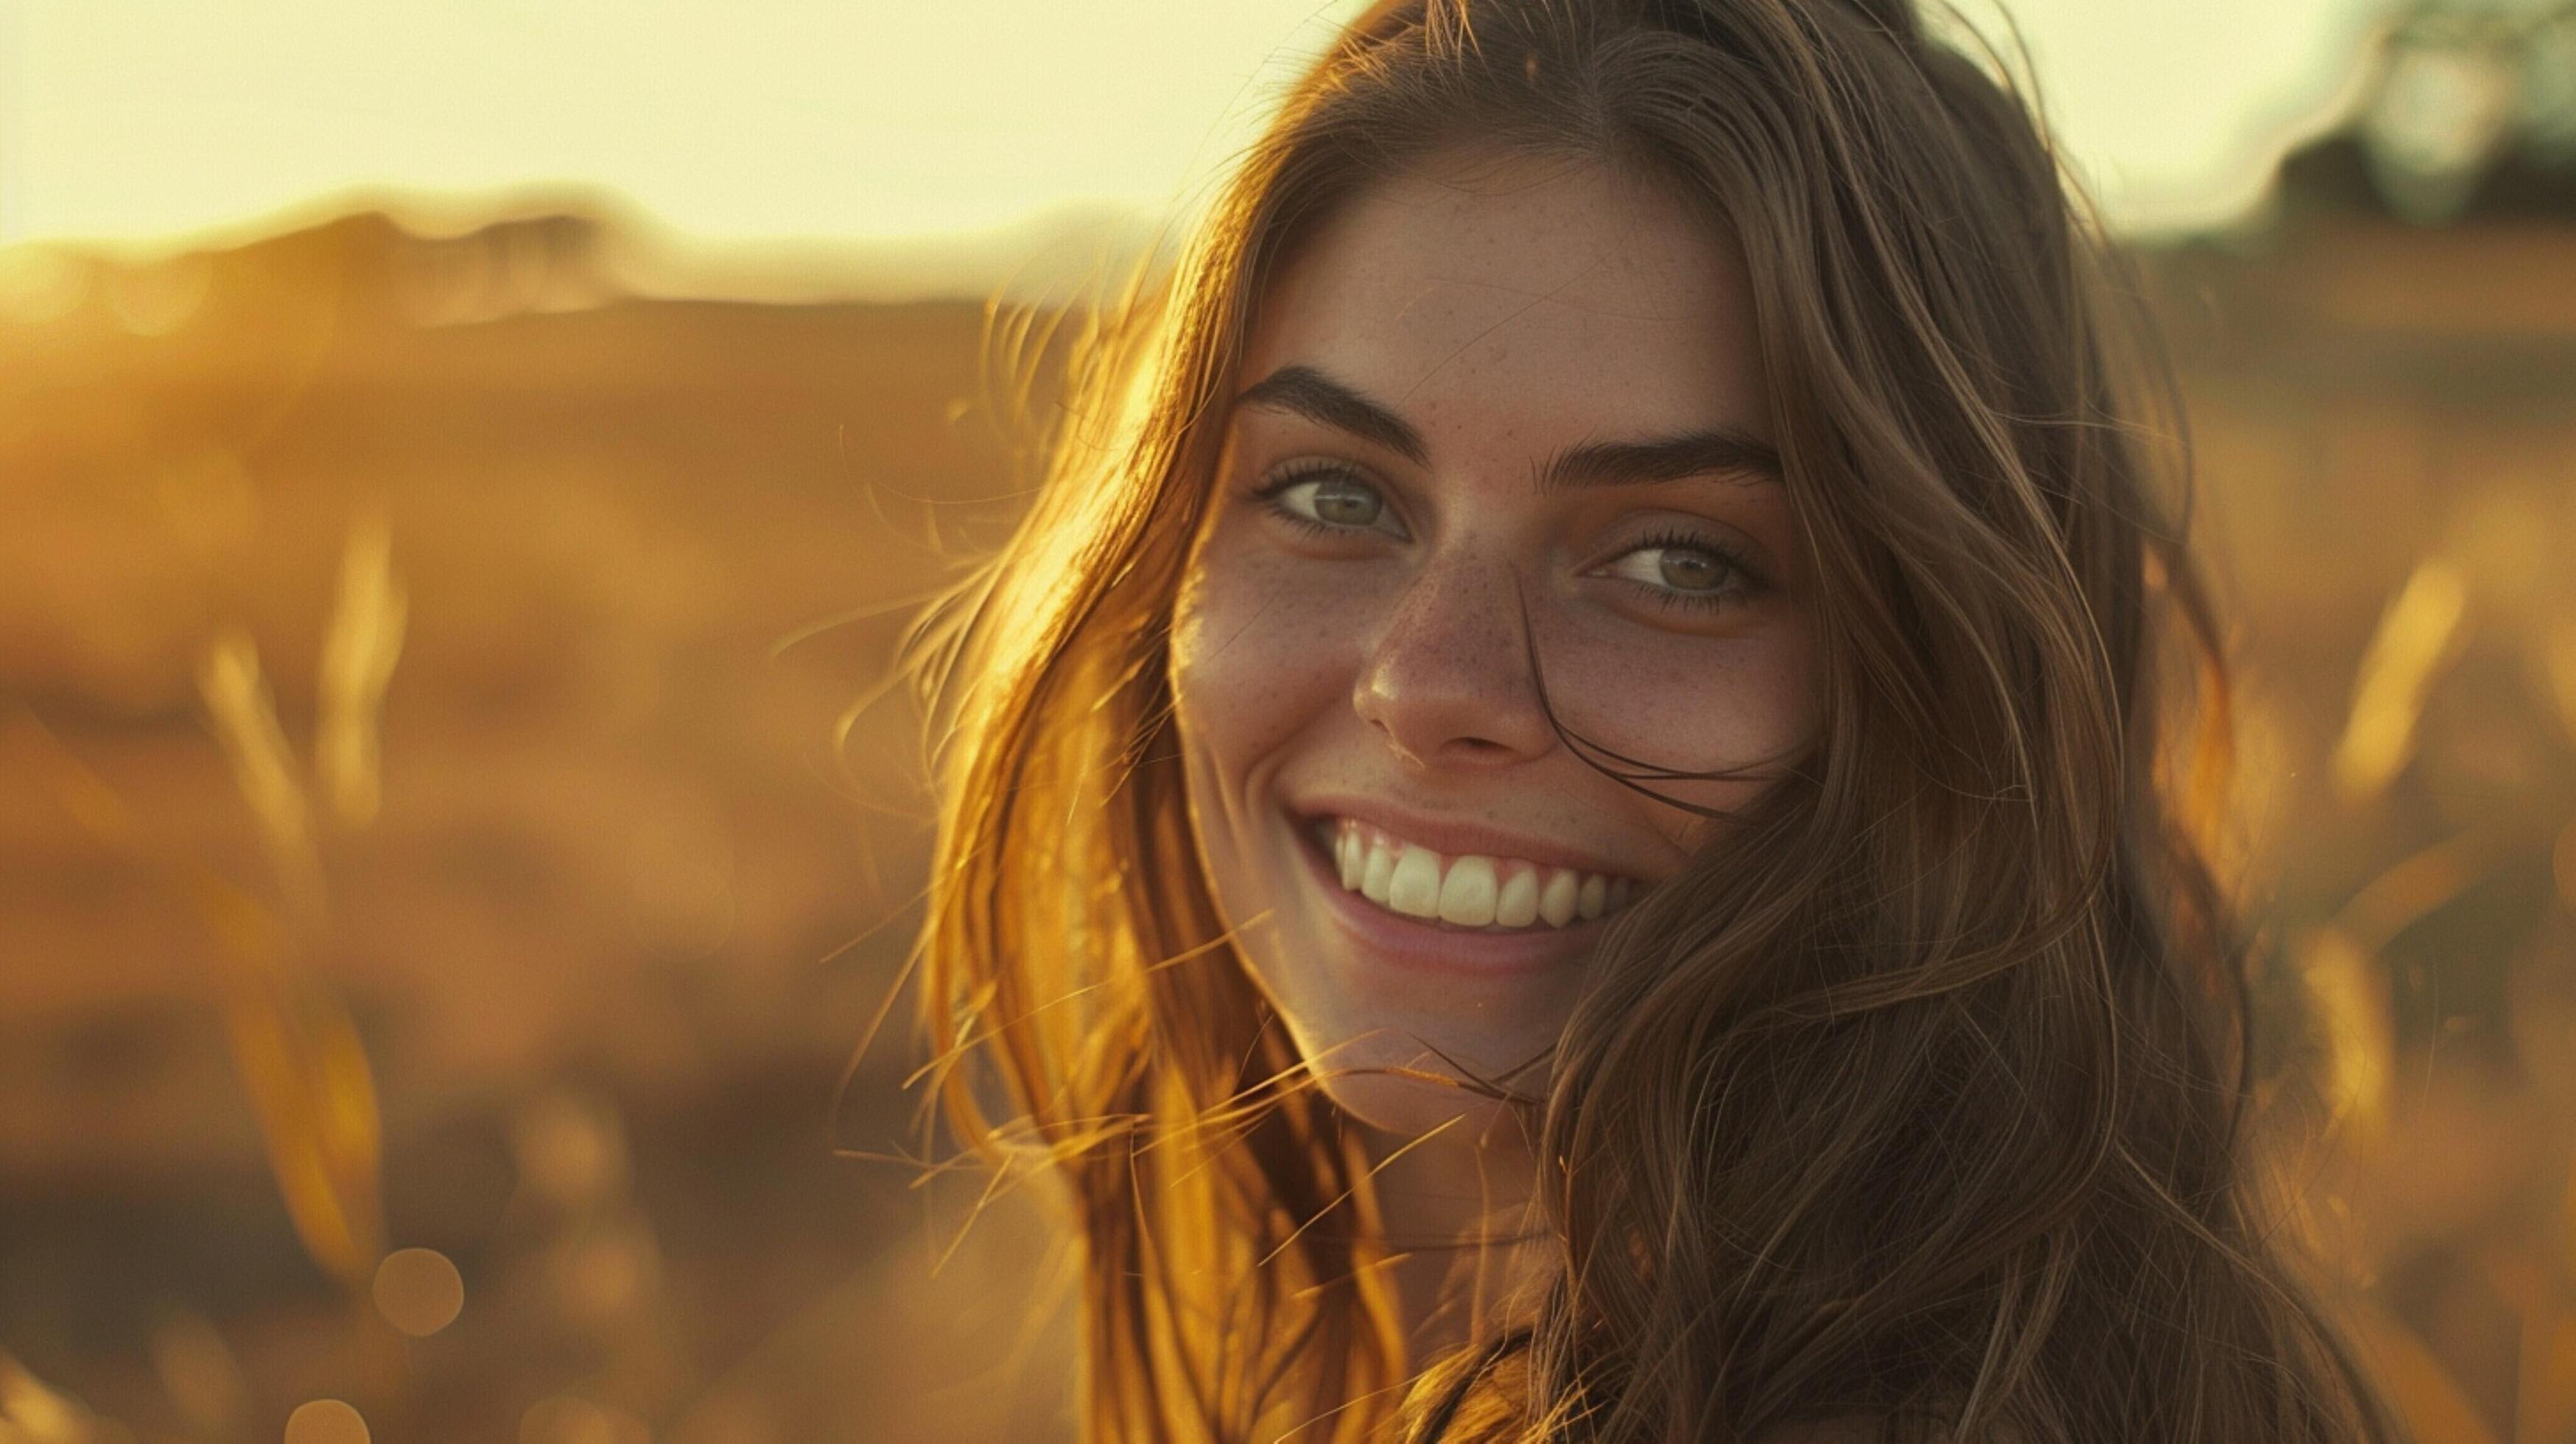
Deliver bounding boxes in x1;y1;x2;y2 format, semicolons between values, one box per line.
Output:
906;0;2399;1438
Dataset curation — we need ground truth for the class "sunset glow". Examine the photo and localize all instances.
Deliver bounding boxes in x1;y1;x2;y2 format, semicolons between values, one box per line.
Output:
0;0;2375;255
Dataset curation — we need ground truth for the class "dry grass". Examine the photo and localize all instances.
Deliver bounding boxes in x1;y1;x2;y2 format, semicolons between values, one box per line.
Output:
0;203;2569;1438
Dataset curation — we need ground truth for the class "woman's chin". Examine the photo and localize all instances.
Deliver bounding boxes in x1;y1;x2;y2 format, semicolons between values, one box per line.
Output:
1302;1051;1543;1143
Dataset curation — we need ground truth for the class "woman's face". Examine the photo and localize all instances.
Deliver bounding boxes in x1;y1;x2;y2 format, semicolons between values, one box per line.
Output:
1169;154;1815;1140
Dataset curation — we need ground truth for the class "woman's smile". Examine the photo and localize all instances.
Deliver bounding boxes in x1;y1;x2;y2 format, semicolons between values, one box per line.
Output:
1319;814;1636;931
1285;812;1614;978
1277;800;1646;978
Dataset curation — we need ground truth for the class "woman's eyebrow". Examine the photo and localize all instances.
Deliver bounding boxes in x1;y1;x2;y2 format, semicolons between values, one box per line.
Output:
1232;365;1427;463
1232;362;1780;489
1537;432;1782;491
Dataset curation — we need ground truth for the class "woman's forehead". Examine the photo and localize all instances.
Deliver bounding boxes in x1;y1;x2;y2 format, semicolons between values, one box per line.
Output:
1240;158;1772;452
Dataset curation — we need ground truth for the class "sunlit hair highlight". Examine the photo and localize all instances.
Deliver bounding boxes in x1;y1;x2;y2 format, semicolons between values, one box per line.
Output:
902;0;2401;1438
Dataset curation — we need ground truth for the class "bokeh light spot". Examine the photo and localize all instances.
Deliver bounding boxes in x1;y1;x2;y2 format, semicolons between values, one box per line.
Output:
284;1398;370;1444
372;1247;466;1337
105;256;212;336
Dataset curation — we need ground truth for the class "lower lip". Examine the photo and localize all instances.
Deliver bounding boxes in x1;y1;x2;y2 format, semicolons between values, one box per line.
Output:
1288;815;1608;978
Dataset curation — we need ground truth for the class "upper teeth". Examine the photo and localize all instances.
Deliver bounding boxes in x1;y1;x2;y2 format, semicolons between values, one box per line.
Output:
1323;818;1634;930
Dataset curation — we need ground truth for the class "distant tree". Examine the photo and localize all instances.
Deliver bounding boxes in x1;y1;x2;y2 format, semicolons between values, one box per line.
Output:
2354;0;2576;220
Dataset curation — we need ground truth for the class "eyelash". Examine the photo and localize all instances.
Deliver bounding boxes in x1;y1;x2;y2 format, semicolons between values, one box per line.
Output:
1244;463;1770;616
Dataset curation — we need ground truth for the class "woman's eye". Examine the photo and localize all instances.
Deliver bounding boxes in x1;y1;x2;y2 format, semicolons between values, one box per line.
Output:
1253;466;1402;537
1599;533;1763;614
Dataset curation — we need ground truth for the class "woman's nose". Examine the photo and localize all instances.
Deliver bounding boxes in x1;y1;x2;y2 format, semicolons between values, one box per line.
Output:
1352;553;1558;770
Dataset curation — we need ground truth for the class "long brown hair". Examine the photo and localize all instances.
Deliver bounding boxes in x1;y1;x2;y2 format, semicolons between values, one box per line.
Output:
902;1;2401;1438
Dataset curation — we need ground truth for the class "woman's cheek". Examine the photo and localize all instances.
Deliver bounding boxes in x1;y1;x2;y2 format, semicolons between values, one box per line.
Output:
1170;538;1373;781
1169;538;1373;964
1534;604;1816;836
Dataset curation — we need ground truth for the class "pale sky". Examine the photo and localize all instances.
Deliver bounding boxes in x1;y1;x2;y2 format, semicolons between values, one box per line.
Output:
0;0;2384;256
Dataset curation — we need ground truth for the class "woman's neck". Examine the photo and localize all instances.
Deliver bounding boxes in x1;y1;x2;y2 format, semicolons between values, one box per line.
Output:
1360;1107;1551;1368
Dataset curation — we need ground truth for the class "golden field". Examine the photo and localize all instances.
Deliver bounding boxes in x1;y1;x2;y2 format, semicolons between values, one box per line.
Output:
3;136;2575;1439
